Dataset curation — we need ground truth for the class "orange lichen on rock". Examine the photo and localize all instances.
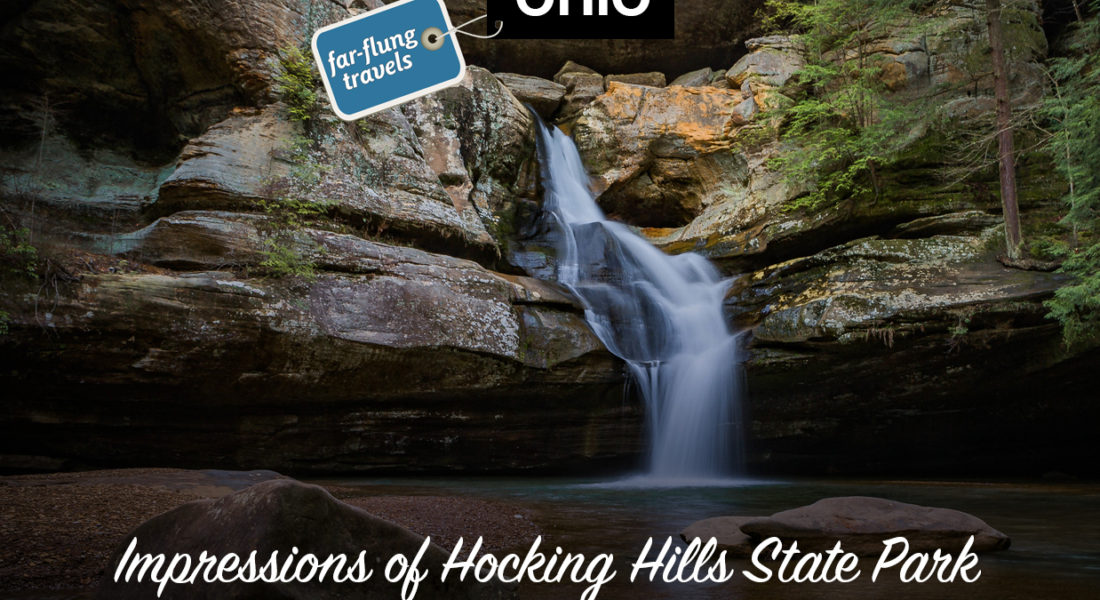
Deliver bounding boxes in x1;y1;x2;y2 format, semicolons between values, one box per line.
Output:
599;82;750;153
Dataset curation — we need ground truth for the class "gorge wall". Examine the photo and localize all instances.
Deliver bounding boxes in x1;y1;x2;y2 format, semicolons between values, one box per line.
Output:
0;0;1096;476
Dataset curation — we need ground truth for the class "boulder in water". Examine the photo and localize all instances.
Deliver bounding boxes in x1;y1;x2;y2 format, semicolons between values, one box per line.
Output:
98;479;514;599
739;496;1011;556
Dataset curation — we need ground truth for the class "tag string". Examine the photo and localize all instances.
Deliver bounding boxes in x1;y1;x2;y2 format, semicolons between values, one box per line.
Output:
446;15;503;39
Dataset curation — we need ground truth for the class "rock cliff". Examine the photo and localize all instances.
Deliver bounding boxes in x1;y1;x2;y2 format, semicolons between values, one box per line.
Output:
1;0;1095;476
0;0;635;474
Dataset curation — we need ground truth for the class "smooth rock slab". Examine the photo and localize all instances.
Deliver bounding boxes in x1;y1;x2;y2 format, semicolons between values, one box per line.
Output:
739;496;1011;556
495;73;566;119
671;67;714;88
604;72;667;88
98;479;513;600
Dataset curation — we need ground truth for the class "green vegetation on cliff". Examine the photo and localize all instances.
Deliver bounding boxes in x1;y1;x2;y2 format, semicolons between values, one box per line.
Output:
276;46;321;122
257;136;331;279
1;225;37;280
1043;1;1100;347
763;0;924;211
762;0;1047;219
757;0;1096;346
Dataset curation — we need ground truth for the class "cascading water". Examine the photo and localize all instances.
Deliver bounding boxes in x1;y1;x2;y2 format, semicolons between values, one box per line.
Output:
533;119;744;483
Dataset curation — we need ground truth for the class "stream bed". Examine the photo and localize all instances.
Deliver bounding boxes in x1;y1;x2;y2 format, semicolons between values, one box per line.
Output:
320;476;1100;600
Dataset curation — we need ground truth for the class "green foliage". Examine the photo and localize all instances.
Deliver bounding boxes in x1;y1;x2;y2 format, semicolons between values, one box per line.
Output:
258;237;317;279
1042;1;1100;347
1029;235;1068;262
276;46;320;122
1;225;39;279
1047;245;1100;347
256;136;332;279
762;0;928;211
950;315;971;338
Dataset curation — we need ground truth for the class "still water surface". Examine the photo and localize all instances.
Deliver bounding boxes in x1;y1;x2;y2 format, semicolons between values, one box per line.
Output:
329;476;1100;600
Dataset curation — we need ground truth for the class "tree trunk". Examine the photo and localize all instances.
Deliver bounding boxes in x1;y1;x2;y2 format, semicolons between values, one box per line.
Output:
986;0;1023;260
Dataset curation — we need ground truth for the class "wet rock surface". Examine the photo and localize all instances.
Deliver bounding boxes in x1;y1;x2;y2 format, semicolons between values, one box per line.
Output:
742;496;1011;555
682;496;1010;558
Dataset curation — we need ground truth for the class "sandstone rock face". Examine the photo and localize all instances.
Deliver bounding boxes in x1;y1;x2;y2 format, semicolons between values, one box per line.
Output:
97;480;514;600
573;83;752;226
729;231;1097;475
671;68;715;88
2;0;1096;478
0;0;351;157
494;73;566;119
149;65;535;267
739;497;1011;556
0;1;635;473
732;229;1059;345
1;212;635;472
726;43;805;89
557;72;607;123
679;516;758;557
552;0;1099;476
604;72;667;88
401;67;538;257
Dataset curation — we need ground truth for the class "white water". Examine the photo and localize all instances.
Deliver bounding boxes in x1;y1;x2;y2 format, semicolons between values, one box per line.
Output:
533;120;744;482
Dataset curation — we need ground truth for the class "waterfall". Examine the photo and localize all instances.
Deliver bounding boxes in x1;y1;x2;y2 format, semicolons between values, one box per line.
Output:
532;119;744;483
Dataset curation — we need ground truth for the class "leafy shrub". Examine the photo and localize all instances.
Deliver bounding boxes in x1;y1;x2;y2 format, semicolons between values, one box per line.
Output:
1;226;38;279
276;46;320;122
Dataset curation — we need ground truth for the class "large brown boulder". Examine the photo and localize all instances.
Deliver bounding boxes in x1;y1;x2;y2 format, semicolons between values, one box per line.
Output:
739;497;1011;556
494;73;566;119
97;479;513;599
725;41;805;89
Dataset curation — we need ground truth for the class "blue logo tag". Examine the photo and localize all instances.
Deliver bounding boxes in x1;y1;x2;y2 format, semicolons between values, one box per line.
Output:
311;0;466;121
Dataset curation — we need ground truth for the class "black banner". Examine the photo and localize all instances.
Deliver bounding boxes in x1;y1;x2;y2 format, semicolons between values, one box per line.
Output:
485;0;675;39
